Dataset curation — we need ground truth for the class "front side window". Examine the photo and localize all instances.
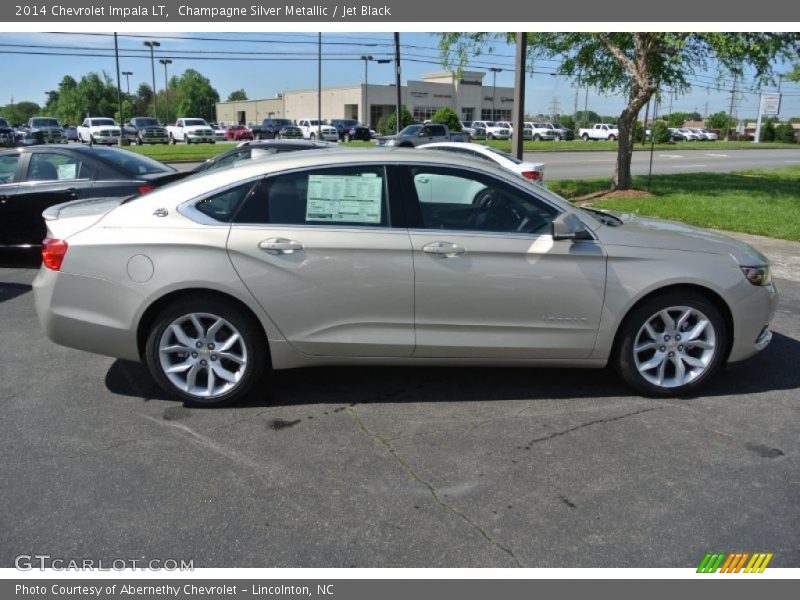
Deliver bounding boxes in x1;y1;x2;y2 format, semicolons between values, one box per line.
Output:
408;167;558;235
27;153;83;181
235;166;388;227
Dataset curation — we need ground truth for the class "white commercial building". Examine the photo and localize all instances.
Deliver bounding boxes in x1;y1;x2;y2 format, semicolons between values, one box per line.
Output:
215;71;516;128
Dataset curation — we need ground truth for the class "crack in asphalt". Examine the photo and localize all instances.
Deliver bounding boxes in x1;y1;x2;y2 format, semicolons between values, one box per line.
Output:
525;406;661;446
345;406;525;568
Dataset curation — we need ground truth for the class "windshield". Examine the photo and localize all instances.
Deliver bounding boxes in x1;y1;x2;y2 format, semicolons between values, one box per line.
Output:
272;119;292;126
0;118;8;127
183;119;208;126
91;147;175;175
338;120;358;127
91;119;116;126
554;124;568;129
399;125;423;136
308;120;328;126
484;121;495;127
31;118;60;128
135;118;159;127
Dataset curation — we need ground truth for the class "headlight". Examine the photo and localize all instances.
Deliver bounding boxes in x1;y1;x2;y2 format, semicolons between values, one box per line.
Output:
741;265;772;286
385;139;396;146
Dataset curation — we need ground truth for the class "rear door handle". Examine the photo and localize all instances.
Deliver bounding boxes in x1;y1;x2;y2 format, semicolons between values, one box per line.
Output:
422;241;466;258
258;237;304;255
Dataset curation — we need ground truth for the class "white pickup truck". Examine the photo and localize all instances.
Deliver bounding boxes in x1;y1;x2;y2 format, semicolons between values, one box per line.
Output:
165;118;216;144
296;119;339;142
470;120;511;141
77;118;122;145
578;123;619;141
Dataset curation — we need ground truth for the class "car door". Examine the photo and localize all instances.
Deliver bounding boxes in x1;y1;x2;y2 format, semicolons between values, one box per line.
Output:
400;164;607;359
8;150;95;246
0;152;23;245
226;164;415;357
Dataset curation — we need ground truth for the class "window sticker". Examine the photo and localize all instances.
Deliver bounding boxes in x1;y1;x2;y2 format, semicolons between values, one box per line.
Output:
57;163;78;180
305;174;383;224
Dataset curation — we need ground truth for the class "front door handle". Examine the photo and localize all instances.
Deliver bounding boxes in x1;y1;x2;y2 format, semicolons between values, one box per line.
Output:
422;241;466;258
259;237;304;255
65;188;78;198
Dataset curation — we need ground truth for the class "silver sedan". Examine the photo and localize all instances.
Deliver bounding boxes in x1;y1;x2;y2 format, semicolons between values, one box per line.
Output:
33;149;778;406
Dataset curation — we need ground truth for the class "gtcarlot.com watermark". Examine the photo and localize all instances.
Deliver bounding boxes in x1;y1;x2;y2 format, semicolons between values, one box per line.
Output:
15;554;194;571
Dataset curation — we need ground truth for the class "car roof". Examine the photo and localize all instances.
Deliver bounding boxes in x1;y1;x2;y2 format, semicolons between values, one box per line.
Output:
0;144;122;156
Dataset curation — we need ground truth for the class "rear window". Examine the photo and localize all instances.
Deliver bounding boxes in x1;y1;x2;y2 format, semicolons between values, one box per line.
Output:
91;147;174;175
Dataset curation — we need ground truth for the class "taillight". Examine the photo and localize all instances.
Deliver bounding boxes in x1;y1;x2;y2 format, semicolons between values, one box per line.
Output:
42;238;68;271
522;171;541;181
138;185;154;194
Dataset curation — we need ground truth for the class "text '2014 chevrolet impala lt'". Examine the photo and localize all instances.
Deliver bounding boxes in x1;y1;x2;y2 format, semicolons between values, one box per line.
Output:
32;149;778;406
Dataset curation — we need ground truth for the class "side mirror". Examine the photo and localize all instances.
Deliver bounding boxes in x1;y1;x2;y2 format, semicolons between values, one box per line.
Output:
551;212;592;241
418;130;428;137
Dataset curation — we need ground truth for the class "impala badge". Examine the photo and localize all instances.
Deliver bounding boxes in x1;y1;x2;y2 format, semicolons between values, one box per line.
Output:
153;208;168;218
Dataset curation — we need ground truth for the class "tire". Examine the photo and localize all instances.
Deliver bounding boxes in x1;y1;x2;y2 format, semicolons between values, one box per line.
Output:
533;134;541;141
614;290;727;397
144;296;268;407
582;133;590;141
310;133;316;140
136;135;143;146
186;138;191;145
608;135;616;141
344;133;350;142
555;134;562;141
170;134;176;145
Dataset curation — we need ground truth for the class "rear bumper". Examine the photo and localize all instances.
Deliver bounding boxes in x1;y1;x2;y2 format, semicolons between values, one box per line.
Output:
33;267;142;362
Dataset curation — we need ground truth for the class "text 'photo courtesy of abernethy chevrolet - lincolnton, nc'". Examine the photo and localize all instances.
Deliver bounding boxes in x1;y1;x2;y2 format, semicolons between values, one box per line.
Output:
29;145;777;407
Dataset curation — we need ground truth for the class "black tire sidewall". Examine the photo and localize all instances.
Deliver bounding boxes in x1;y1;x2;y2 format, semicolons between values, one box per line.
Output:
144;297;267;407
615;291;728;397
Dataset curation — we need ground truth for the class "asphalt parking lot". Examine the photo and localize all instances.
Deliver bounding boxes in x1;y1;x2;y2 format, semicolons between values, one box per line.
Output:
1;252;798;568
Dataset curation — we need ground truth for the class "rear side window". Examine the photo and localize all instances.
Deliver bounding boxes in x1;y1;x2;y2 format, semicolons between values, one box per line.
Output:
0;154;19;184
27;153;83;181
195;182;256;222
234;166;388;227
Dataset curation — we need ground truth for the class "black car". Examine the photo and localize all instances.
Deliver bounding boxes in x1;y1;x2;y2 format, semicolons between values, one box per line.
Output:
0;145;185;248
0;117;14;147
330;119;372;142
65;126;79;142
191;139;336;174
250;118;303;140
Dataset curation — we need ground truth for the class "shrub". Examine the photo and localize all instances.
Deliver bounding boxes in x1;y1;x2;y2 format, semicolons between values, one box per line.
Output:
775;123;797;143
651;121;672;144
378;106;414;136
430;107;461;131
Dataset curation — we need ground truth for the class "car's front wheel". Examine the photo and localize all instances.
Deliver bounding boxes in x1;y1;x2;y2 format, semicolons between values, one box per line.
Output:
145;297;267;407
614;291;727;397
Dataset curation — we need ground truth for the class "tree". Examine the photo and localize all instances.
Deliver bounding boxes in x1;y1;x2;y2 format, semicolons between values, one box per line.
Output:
707;110;734;131
378;106;414;135
438;33;800;189
0;101;41;125
575;109;601;128
774;123;797;143
227;89;248;102
171;69;220;122
651;121;672;144
668;111;692;127
558;115;575;130
760;117;777;142
431;107;462;131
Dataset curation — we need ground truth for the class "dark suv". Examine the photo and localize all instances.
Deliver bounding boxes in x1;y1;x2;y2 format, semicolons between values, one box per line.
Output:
330;119;372;142
251;118;303;140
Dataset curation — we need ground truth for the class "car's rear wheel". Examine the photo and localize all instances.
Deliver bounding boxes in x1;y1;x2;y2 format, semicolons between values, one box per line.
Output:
614;291;727;397
608;134;616;141
582;133;590;141
145;297;267;407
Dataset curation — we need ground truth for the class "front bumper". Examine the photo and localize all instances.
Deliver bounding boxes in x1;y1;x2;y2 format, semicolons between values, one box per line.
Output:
728;282;779;363
187;134;215;143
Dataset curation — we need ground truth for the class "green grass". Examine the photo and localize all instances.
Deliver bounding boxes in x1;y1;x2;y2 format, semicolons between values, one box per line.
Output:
550;166;800;242
125;142;237;161
125;138;798;163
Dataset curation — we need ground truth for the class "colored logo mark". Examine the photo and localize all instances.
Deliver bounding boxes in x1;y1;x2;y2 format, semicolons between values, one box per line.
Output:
697;552;773;573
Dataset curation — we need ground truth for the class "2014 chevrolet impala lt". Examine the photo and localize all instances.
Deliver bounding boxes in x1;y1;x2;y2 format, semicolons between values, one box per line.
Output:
32;149;778;406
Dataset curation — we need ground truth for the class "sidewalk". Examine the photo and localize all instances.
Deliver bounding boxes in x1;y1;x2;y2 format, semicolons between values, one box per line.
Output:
723;231;800;283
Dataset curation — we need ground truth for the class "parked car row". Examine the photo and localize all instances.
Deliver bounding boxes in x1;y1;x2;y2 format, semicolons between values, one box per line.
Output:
669;127;719;141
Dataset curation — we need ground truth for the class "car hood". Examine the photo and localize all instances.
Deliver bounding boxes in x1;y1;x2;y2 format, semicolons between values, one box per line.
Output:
597;212;769;266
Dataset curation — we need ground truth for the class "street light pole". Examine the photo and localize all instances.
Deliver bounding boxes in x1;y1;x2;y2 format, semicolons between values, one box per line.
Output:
114;32;123;146
489;67;502;121
122;71;133;96
143;40;160;120
159;59;172;124
360;55;373;126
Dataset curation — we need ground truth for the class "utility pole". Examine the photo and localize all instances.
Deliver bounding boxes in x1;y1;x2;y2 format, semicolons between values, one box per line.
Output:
394;32;401;134
159;59;172;124
725;73;737;141
360;55;373;126
573;88;579;120
143;40;160;120
489;67;502;121
641;96;650;145
122;71;133;96
511;33;526;160
703;101;709;121
317;33;322;139
114;33;123;146
582;86;589;128
548;97;560;123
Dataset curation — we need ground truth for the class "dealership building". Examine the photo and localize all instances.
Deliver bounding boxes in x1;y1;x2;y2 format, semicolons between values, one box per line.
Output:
215;71;516;128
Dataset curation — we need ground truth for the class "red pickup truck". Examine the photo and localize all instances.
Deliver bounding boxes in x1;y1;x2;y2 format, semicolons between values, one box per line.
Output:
225;125;254;141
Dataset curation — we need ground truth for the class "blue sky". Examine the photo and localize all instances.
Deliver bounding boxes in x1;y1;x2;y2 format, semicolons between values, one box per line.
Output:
2;32;798;120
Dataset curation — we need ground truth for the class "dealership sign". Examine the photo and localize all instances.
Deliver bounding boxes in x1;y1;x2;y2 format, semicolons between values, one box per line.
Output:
759;93;781;116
